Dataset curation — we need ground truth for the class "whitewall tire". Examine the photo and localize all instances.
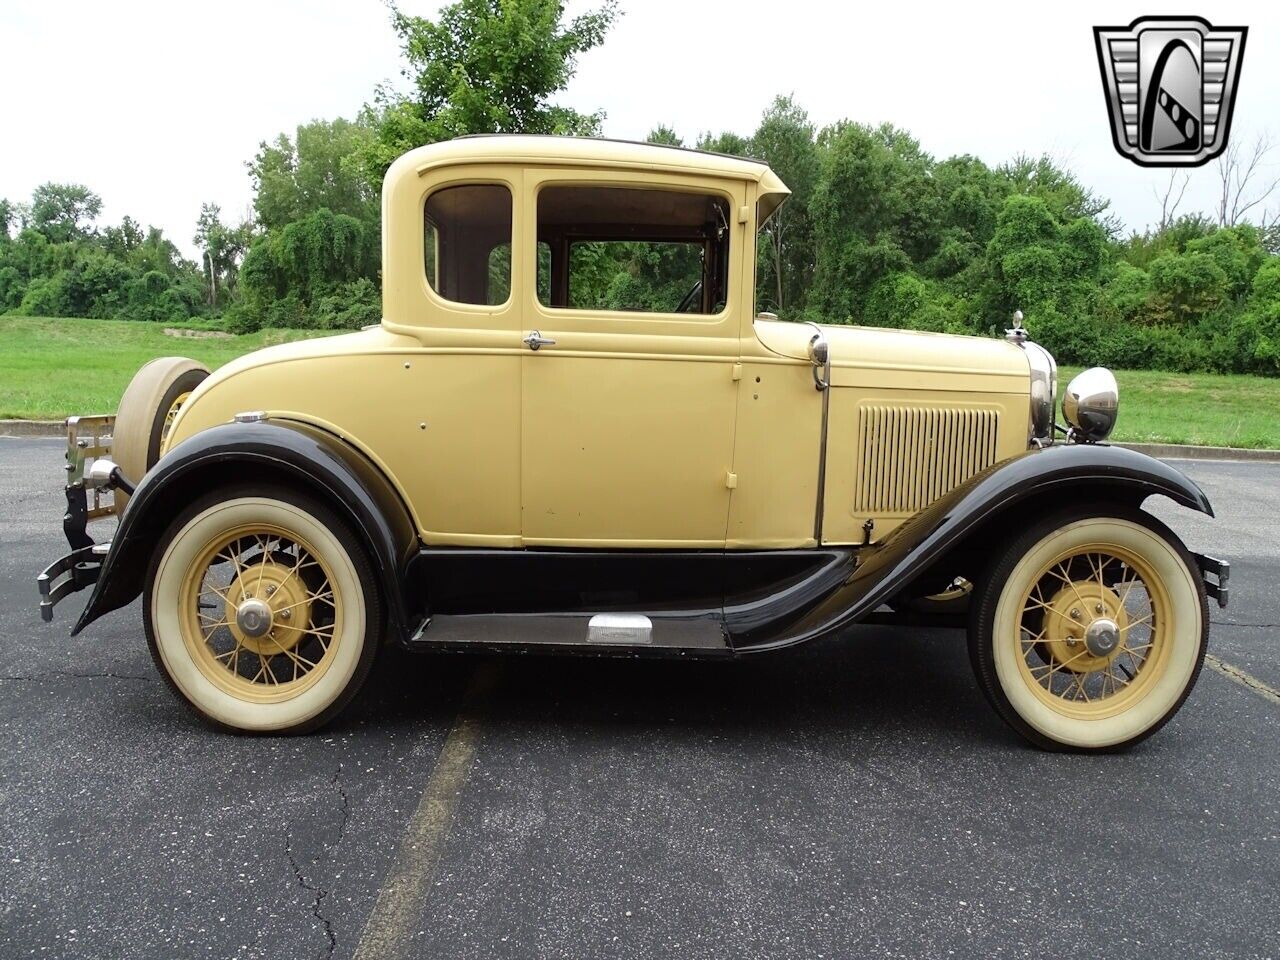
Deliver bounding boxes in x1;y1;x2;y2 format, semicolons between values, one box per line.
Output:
969;506;1207;751
144;486;381;733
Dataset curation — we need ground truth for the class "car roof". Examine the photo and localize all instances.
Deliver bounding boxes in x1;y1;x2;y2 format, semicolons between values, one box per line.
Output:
388;134;789;192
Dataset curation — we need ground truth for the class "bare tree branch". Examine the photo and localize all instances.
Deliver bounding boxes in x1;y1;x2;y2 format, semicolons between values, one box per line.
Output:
1154;170;1191;229
1216;132;1280;227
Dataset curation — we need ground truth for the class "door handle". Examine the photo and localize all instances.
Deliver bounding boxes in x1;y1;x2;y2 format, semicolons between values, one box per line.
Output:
523;330;557;351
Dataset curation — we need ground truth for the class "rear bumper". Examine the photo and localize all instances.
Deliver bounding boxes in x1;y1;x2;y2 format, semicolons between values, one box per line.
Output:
1193;552;1230;608
34;415;118;623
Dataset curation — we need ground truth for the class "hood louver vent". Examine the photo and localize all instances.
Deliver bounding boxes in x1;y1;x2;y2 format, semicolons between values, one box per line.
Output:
854;404;1000;515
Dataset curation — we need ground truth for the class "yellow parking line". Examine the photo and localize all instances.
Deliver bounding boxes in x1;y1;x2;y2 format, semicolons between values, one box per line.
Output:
1205;653;1280;707
352;663;499;960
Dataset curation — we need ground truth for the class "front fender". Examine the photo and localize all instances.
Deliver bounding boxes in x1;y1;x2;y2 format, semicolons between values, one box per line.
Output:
72;419;422;641
731;444;1213;650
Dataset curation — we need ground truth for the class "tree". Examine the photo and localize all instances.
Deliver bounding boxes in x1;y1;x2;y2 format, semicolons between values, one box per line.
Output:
1155;170;1191;231
751;95;818;312
29;183;102;243
249;117;379;232
0;199;14;241
645;125;683;147
194;204;251;308
100;216;144;259
998;155;1117;236
357;0;618;183
1215;132;1280;227
808;122;939;320
695;131;750;156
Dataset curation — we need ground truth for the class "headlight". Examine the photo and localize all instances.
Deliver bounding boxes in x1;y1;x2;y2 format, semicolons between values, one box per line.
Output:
1063;367;1119;442
1025;341;1057;444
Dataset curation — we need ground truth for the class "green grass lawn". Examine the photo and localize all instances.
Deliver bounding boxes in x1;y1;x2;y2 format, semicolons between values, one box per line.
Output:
0;316;335;420
1;316;1276;448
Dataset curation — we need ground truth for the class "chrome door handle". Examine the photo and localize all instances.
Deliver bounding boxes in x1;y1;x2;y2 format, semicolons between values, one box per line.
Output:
523;330;557;351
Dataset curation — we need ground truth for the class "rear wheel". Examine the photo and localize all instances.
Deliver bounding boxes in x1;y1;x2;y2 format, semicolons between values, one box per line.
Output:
969;506;1207;751
144;485;381;733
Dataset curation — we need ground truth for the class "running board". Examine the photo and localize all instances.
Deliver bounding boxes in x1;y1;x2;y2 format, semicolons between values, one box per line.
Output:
408;612;728;652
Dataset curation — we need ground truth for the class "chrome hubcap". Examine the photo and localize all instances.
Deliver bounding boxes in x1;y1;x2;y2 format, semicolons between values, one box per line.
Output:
235;598;273;638
1084;617;1121;657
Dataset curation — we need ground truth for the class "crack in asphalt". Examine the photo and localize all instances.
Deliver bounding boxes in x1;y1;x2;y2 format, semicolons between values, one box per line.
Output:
0;670;156;683
1204;653;1280;707
1212;619;1280;628
285;764;350;960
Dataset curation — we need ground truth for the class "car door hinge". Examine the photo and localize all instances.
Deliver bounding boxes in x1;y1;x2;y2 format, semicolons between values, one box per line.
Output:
738;205;750;224
725;471;738;489
731;363;742;381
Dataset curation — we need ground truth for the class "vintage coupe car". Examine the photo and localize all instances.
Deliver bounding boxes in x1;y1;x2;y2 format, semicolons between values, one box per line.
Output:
38;136;1229;750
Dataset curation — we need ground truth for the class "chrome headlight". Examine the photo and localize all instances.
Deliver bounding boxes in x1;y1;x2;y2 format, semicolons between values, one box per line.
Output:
1025;341;1057;444
1063;367;1119;442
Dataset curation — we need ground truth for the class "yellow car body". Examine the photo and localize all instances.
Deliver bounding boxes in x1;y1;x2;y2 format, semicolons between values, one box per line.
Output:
167;136;1034;550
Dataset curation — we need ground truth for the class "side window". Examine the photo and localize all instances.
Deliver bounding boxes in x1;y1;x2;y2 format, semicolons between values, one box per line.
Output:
537;185;730;315
424;184;512;306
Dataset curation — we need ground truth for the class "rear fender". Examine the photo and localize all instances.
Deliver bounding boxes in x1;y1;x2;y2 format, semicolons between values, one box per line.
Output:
71;419;422;641
729;444;1213;650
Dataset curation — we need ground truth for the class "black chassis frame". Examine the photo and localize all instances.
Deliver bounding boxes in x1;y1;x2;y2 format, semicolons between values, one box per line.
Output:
40;418;1228;655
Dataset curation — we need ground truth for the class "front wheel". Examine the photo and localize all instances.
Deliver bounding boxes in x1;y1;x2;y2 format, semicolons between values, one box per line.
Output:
144;485;382;734
969;506;1207;752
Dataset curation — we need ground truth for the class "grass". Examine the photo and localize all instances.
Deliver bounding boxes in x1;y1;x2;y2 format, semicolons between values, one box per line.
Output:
0;316;336;420
1060;366;1280;449
1;317;1276;448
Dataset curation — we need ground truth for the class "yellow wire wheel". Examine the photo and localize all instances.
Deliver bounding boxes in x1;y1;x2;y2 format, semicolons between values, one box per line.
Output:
145;488;381;733
970;507;1207;751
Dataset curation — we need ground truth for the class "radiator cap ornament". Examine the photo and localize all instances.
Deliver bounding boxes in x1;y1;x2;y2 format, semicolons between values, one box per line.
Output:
1005;310;1028;344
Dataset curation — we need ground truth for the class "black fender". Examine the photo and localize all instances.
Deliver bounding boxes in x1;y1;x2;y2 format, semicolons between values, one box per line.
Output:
72;419;422;641
729;444;1213;651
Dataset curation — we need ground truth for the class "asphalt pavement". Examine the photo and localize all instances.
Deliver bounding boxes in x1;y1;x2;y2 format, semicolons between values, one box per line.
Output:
1;437;1277;959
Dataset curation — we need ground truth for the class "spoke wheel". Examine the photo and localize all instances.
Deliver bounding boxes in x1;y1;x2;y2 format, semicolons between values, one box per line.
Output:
180;526;342;703
969;506;1207;752
145;487;381;734
1016;546;1168;720
160;390;193;448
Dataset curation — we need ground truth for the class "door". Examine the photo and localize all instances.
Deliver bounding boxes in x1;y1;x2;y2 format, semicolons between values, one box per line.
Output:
387;168;525;546
519;170;745;547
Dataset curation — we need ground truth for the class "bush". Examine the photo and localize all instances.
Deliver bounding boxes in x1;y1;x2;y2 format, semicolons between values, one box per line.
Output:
311;278;382;329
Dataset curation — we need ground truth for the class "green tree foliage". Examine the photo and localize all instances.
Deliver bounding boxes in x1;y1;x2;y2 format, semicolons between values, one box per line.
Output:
29;183;103;243
0;183;204;321
809;123;937;321
645;125;683;147
751;95;818;312
249;117;378;232
193;204;252;309
356;0;618;183
232;208;379;331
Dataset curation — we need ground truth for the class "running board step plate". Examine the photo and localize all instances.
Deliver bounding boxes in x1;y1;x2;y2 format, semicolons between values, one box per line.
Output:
416;613;726;650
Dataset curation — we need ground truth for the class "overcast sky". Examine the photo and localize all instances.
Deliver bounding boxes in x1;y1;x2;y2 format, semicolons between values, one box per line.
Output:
1;1;1275;260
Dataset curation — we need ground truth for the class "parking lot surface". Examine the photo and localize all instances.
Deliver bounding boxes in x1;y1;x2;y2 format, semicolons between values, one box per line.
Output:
2;437;1277;959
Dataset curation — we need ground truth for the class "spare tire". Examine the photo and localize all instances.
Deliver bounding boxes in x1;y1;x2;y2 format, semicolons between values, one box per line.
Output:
113;357;209;506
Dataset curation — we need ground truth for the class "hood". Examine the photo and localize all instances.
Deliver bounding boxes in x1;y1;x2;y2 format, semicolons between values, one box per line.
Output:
753;318;1030;393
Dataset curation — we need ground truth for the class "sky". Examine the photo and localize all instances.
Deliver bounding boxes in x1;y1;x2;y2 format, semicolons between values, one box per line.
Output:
1;0;1276;260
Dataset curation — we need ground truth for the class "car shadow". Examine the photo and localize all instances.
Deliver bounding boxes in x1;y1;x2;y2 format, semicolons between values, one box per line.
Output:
348;624;1016;748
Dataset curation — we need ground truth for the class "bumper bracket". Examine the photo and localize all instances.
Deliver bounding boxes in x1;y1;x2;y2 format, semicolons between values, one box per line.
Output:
1193;553;1230;609
37;545;105;623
